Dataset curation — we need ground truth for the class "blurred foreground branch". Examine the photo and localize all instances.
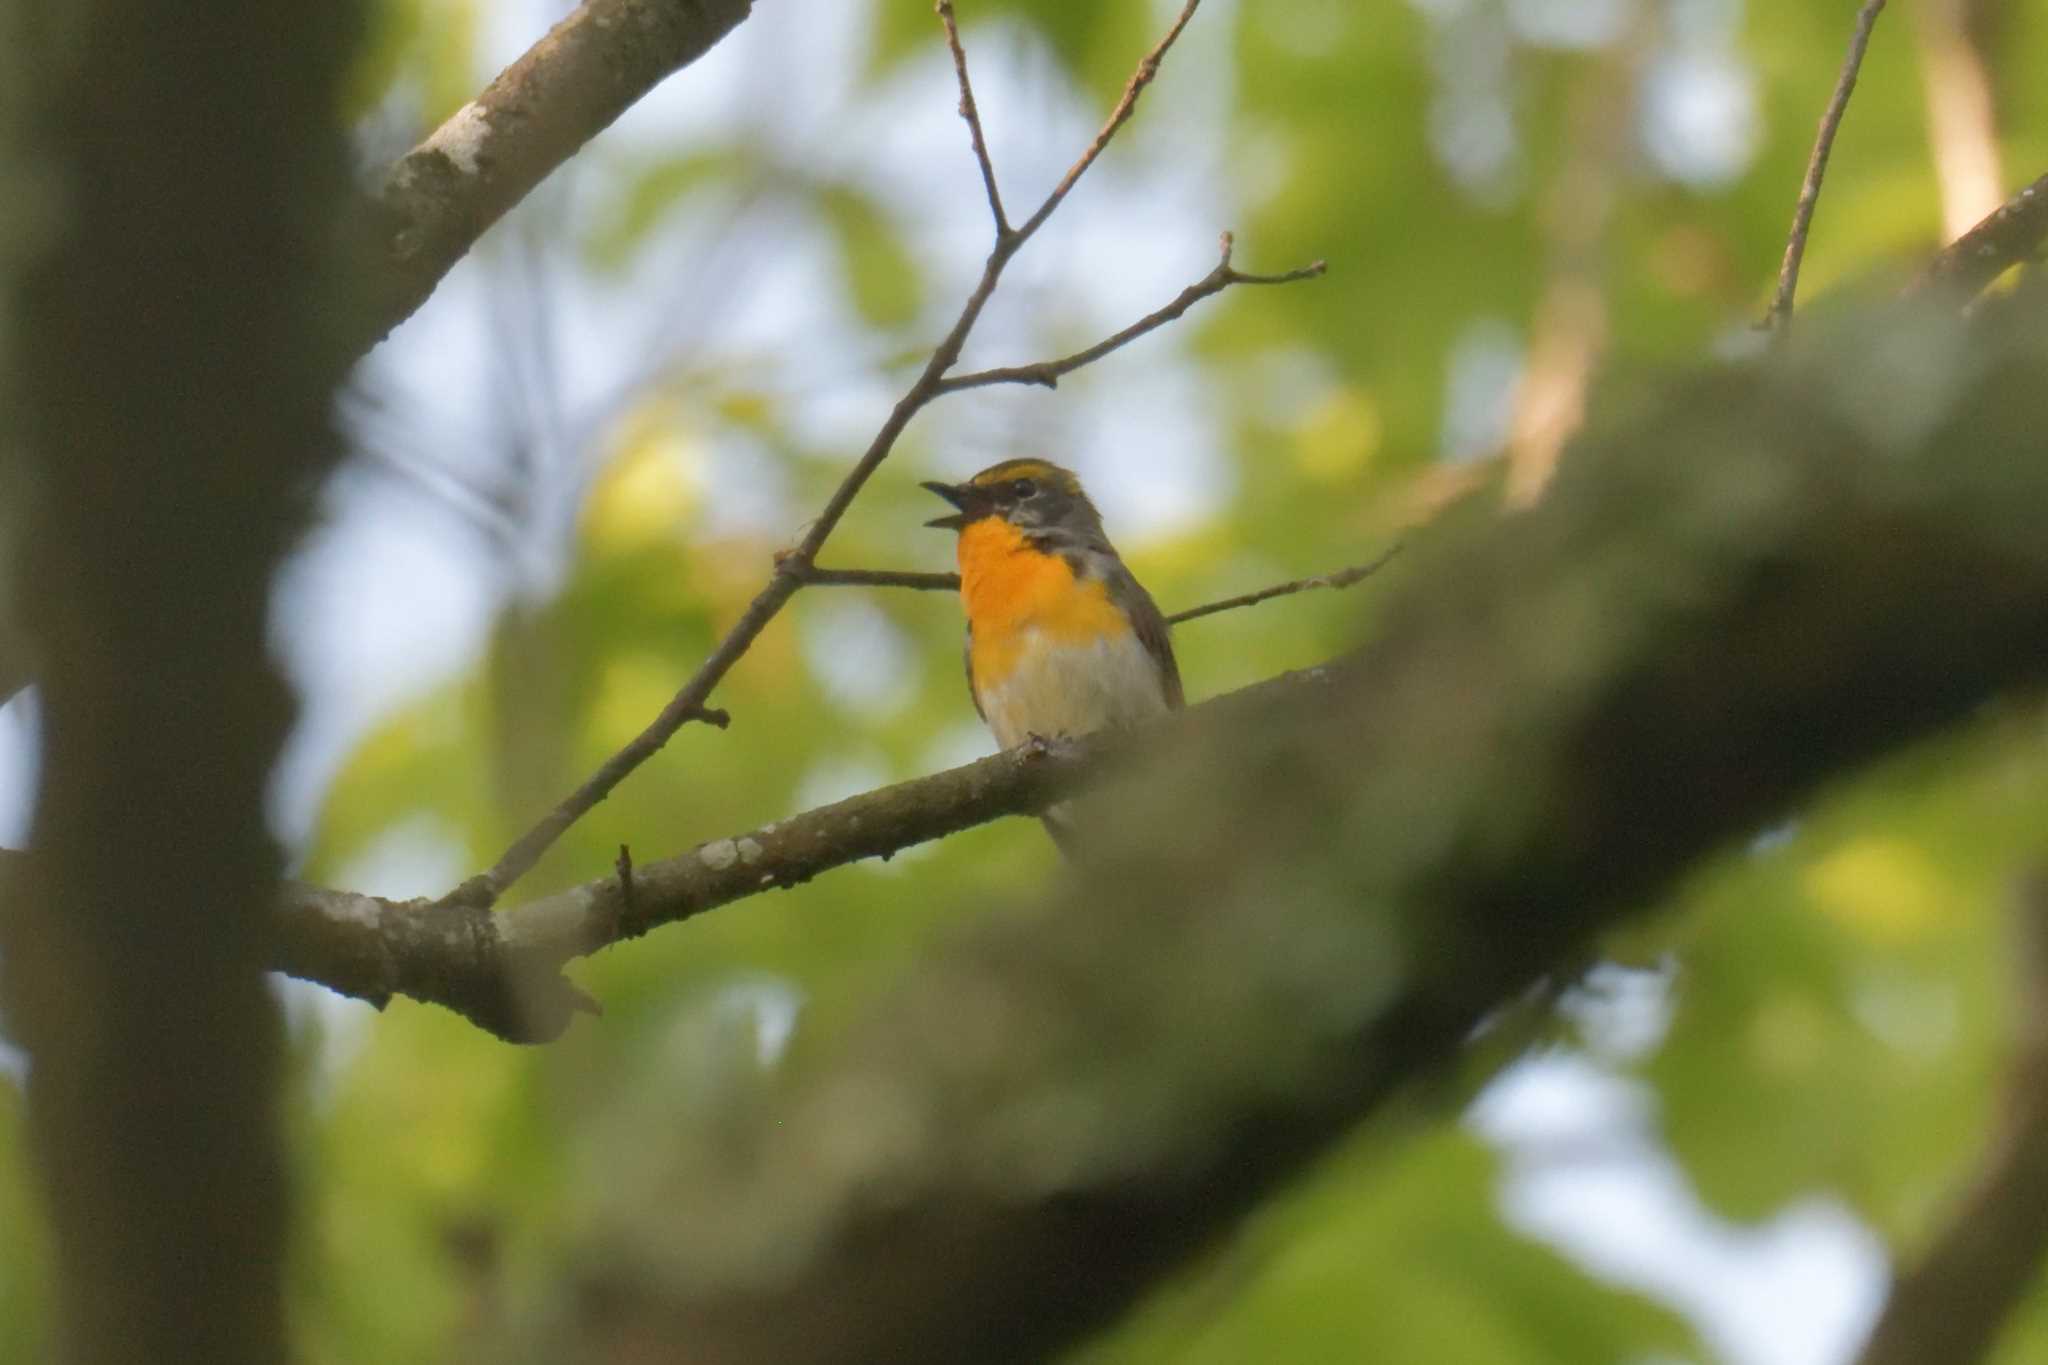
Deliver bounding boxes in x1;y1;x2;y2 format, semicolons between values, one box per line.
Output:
520;300;2048;1363
360;0;754;349
1853;870;2048;1365
0;0;361;1358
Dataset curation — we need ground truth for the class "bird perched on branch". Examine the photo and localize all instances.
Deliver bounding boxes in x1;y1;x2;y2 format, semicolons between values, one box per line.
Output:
923;458;1182;854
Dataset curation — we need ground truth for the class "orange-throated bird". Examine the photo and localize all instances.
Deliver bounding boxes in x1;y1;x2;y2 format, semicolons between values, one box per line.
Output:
923;458;1182;853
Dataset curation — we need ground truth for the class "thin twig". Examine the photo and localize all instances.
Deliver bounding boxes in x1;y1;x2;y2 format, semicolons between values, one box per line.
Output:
937;0;1009;235
795;549;1398;627
1854;869;2048;1365
796;566;962;591
1909;167;2048;301
1164;544;1402;625
448;0;1229;910
936;233;1326;393
1011;0;1202;243
1765;0;1888;332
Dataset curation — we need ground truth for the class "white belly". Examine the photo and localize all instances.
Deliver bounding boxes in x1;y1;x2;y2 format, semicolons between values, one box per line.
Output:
977;628;1171;750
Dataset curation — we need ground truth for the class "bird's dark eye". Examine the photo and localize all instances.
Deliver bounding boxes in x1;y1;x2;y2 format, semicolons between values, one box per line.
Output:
1010;478;1039;499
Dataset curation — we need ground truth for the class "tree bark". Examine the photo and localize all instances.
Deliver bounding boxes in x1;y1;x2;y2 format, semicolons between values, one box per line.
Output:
0;2;361;1360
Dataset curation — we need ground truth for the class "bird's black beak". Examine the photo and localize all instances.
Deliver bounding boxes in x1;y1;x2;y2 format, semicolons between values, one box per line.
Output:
921;480;972;530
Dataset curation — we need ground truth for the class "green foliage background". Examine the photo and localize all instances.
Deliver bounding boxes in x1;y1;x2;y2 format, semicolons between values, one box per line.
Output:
9;1;2048;1360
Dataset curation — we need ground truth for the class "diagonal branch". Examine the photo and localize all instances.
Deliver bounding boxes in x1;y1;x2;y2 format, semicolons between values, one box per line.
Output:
448;0;1277;911
360;0;755;352
288;686;1295;1039
1010;0;1201;242
935;233;1325;392
1909;168;2048;301
1765;0;1889;332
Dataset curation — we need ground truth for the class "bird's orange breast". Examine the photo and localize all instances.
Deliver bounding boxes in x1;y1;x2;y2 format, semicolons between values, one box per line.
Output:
956;517;1127;697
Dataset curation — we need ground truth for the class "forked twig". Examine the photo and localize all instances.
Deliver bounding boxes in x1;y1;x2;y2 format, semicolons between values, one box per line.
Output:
1765;0;1888;332
1010;0;1200;244
936;234;1325;393
443;0;1309;910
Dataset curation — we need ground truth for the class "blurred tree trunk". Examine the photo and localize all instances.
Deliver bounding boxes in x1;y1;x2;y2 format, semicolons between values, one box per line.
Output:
0;3;361;1362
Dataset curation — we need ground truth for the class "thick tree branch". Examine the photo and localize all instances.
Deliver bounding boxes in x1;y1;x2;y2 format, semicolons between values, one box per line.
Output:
513;304;2048;1363
1767;0;1889;331
0;668;1317;1042
450;0;1281;911
360;0;754;349
1854;871;2048;1365
280;707;1165;1039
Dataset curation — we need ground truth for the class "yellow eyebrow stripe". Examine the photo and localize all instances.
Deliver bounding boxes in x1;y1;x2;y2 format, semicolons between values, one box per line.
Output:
967;459;1075;491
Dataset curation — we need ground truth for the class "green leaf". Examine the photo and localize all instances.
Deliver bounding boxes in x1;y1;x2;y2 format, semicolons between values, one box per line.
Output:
818;184;923;327
585;151;738;272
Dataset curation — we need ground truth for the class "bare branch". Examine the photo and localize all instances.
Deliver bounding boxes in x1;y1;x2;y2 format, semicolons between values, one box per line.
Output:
794;548;1395;626
1854;870;2048;1365
937;0;1009;236
454;0;1231;909
248;697;1186;1039
1765;0;1888;332
794;565;962;591
1011;0;1202;242
935;233;1325;393
360;0;754;351
1909;168;2048;301
1165;544;1401;625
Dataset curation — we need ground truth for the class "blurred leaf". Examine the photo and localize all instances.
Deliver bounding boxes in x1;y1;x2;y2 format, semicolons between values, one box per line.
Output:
1638;707;2048;1240
586;152;739;272
818;184;923;328
1078;1117;1698;1364
870;0;1154;95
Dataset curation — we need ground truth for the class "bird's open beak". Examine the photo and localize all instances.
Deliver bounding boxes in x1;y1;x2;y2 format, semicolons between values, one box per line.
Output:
921;480;972;530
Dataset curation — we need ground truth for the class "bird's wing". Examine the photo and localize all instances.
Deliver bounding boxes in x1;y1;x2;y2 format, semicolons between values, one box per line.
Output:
962;623;987;721
1112;568;1183;710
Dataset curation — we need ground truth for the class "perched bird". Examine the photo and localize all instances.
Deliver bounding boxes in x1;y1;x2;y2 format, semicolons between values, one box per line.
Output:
922;458;1182;853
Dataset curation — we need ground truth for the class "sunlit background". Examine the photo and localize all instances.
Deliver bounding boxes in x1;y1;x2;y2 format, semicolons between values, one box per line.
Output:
4;0;2044;1359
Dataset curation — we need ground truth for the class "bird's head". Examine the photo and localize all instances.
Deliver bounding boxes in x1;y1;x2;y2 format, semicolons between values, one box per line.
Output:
921;458;1104;538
